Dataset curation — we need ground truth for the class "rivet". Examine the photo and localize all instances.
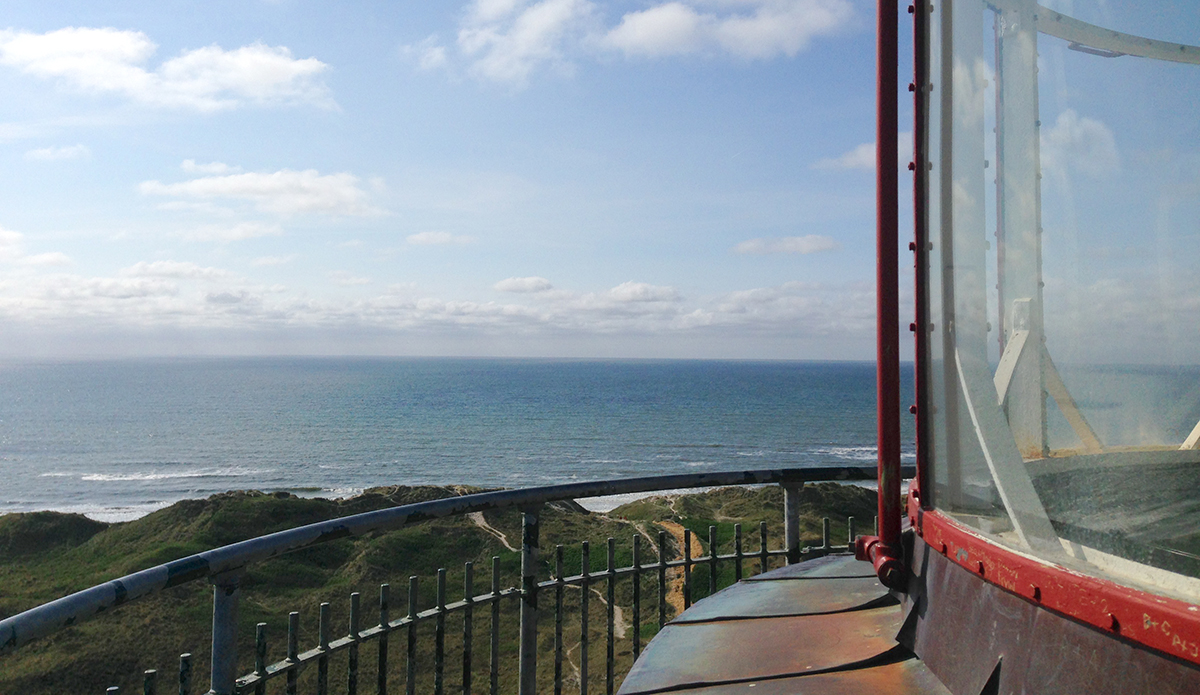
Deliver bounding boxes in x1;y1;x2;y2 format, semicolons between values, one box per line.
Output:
909;405;917;414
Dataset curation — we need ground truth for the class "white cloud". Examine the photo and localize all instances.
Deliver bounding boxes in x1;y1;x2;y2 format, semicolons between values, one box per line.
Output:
20;252;72;266
813;142;874;170
458;0;596;86
608;281;679;302
0;27;331;112
404;36;450;71
1041;109;1119;177
185;222;284;242
328;270;371;286
813;132;913;170
206;291;249;305
141;169;378;216
0;226;73;266
601;3;703;57
47;276;180;300
250;254;296;267
181;159;239;174
24;144;90;161
734;234;838;255
603;0;853;60
418;0;853;86
495;276;553;292
407;231;473;245
119;260;229;279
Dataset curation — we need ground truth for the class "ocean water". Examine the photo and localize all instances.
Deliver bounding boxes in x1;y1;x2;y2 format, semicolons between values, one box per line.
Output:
0;358;915;521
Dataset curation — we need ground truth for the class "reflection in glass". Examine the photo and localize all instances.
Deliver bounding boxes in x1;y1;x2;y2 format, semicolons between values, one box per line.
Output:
926;0;1200;601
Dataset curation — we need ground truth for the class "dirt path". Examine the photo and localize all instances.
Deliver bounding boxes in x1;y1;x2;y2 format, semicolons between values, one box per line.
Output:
468;512;517;552
655;520;704;617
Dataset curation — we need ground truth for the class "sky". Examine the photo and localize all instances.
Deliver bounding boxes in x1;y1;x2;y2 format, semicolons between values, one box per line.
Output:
0;1;1195;362
0;0;904;360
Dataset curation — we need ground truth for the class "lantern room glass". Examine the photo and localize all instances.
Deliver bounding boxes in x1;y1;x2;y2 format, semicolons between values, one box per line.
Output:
923;0;1200;601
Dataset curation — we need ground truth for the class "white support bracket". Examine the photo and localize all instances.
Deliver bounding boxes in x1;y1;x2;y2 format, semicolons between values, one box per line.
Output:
959;348;1063;557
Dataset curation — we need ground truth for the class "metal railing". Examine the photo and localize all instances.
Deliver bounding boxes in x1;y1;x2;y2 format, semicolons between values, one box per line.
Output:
1;466;911;695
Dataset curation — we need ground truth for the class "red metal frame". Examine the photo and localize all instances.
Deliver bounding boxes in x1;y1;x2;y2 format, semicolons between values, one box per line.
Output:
901;0;1200;667
913;509;1200;667
858;0;906;590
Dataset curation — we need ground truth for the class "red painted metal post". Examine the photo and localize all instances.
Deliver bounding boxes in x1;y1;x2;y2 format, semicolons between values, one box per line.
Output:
911;0;931;514
858;0;906;590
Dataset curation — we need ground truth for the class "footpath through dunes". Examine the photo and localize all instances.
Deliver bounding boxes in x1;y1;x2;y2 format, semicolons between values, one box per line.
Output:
0;482;877;695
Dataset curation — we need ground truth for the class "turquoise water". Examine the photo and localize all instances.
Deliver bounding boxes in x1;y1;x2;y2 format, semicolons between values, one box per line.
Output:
0;358;914;520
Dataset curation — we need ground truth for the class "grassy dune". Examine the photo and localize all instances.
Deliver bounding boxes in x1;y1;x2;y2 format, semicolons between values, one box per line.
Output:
0;483;876;694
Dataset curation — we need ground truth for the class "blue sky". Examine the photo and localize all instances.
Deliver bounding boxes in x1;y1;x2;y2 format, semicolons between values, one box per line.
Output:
0;0;899;359
3;1;1194;362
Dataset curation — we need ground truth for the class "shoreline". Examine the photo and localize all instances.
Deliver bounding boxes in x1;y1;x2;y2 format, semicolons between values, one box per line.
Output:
6;479;897;523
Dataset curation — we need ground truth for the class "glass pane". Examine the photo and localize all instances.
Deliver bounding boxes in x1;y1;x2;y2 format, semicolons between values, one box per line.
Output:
927;0;1200;601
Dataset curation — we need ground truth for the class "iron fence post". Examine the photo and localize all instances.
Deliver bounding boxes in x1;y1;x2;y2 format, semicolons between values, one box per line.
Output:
518;504;542;695
783;476;803;565
207;571;241;695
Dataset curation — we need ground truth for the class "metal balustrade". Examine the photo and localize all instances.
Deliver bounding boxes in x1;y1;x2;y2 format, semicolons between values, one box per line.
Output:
0;466;911;695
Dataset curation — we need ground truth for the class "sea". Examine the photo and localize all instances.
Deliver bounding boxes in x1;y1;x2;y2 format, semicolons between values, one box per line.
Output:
0;358;915;522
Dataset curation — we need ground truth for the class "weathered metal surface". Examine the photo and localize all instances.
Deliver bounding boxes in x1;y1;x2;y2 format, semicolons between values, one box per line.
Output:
618;605;903;694
518;506;540;695
208;573;241;695
745;553;875;581
629;657;951;695
617;549;953;695
906;533;1200;695
919;509;1200;669
669;575;891;623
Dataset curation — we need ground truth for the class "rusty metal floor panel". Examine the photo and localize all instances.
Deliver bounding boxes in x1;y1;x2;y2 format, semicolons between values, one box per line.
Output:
618;554;950;695
669;576;895;623
744;554;877;580
627;657;953;695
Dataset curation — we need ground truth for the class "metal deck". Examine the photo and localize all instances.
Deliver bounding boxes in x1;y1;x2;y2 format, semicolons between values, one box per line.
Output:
618;554;951;695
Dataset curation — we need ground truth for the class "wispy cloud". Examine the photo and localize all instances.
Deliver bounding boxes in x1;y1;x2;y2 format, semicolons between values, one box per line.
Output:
250;255;296;267
328;270;371;286
185;222;284;243
407;231;473;245
24;144;90;161
495;276;553;293
0;27;332;111
734;235;838;255
1041;110;1119;177
20;251;72;266
457;0;595;86
608;281;679;302
0;225;73;266
181;160;240;175
119;260;230;279
602;0;853;59
142;169;379;216
407;0;853;87
813;132;913;170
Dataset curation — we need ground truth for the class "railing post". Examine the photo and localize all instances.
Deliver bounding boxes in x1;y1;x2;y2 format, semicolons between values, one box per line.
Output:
518;504;542;695
782;472;804;565
207;571;241;695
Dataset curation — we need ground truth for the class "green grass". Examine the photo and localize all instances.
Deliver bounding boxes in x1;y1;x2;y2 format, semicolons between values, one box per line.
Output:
0;482;879;694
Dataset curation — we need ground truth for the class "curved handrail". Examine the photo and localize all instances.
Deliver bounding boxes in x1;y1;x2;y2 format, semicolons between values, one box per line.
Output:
0;465;911;655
